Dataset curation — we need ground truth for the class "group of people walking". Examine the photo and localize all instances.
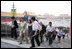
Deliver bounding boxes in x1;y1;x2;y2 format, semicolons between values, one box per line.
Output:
10;16;66;48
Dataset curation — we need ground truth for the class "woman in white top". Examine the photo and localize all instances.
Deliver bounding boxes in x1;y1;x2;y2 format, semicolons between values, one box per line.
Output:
30;17;40;48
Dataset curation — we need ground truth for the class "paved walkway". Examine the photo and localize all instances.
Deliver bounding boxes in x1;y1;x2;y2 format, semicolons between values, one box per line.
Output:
1;36;71;48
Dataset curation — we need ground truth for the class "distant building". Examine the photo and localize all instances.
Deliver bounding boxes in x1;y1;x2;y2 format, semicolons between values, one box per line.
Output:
1;12;24;22
1;2;36;22
1;11;36;22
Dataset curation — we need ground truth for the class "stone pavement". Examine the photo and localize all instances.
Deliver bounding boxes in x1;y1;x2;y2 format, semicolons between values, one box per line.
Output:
1;41;21;48
1;36;71;48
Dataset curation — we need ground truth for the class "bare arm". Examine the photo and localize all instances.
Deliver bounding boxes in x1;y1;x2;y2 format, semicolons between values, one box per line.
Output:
34;29;39;36
46;30;48;36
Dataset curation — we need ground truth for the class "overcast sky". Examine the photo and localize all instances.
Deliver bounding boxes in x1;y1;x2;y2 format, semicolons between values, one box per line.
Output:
1;1;71;16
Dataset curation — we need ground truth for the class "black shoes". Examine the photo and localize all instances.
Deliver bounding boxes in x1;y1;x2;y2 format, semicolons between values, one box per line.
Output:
30;46;35;48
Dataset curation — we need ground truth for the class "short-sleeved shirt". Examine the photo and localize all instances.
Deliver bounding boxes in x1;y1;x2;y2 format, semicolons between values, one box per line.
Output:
46;25;55;32
57;30;62;36
62;32;65;35
32;21;40;31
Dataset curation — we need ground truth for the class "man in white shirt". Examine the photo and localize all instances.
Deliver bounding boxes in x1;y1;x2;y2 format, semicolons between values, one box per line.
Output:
46;22;56;45
30;17;40;48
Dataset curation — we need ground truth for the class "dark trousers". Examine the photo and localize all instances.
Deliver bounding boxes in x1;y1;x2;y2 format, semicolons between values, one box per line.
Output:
48;32;53;45
40;31;44;43
11;28;17;39
31;31;40;47
40;36;43;43
52;34;56;40
62;35;65;39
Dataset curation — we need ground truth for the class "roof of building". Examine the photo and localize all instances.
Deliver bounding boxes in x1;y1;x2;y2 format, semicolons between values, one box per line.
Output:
1;12;24;17
1;11;36;17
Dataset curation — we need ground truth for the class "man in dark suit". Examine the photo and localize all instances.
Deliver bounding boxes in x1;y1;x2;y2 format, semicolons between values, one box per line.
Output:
11;16;18;39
